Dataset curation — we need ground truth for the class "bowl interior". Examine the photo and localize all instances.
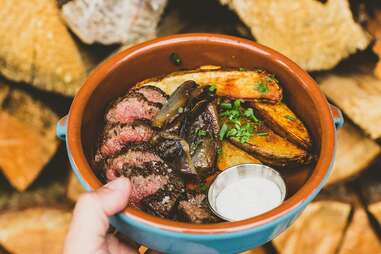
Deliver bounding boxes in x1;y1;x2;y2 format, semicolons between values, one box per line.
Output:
70;34;334;233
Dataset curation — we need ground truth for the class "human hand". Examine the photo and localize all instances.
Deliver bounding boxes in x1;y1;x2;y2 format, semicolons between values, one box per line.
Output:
64;177;138;254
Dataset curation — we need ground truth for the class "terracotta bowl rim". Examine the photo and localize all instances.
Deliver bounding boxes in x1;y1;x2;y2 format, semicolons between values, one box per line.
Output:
67;33;335;234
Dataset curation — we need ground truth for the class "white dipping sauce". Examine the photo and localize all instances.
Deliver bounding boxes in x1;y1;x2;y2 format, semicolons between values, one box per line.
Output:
215;177;282;221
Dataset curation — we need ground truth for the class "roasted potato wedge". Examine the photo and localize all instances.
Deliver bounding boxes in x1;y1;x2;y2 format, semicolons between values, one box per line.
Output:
229;124;311;167
252;102;312;149
217;141;261;170
137;67;282;103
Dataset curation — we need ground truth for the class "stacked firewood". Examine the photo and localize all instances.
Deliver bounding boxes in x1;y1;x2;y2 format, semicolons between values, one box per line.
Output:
1;0;381;253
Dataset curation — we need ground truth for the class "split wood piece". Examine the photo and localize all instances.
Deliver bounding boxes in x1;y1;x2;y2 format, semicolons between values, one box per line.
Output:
326;122;380;186
316;186;381;253
273;201;351;254
369;202;381;227
0;84;58;191
0;85;9;106
0;181;66;212
320;73;381;139
318;185;358;204
359;175;381;226
0;207;71;254
366;8;381;79
337;207;381;254
67;171;85;202
219;0;370;71
0;0;86;96
61;0;168;45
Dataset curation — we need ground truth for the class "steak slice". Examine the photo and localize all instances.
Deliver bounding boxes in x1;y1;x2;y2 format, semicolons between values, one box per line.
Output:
134;85;168;105
95;121;155;162
141;176;185;219
178;192;221;224
106;93;161;124
122;160;182;209
105;143;162;181
125;161;173;207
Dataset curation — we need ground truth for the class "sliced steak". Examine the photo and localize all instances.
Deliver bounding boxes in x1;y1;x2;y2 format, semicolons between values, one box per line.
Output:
134;85;168;105
106;93;161;124
105;143;162;181
178;192;221;224
119;161;174;207
129;175;168;208
119;160;183;209
141;176;185;219
95;121;155;162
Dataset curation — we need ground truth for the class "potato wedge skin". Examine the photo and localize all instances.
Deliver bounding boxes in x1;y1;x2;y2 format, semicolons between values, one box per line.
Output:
217;141;261;170
137;67;282;104
229;125;311;167
252;102;312;150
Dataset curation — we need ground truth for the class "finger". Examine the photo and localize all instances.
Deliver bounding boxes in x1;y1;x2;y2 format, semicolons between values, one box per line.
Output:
106;234;138;254
95;177;131;216
115;232;140;249
145;249;163;254
64;177;131;254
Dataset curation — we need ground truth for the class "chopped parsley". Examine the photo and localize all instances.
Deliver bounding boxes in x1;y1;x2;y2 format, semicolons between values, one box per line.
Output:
233;99;242;109
220;102;241;124
169;52;182;65
220;102;232;110
256;132;268;137
200;183;208;191
228;123;254;143
208;84;217;92
239;67;247;71
285;115;296;121
177;107;184;113
195;129;208;137
217;147;222;157
256;82;269;94
219;123;228;140
266;74;279;84
218;99;261;143
243;108;260;123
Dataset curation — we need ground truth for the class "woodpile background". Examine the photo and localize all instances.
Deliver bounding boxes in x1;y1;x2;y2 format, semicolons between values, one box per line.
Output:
1;0;381;253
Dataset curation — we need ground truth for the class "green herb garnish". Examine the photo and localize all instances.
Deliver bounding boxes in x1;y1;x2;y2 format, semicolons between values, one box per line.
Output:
239;67;247;71
257;132;268;137
243;108;260;123
220;104;241;123
177;107;184;113
256;82;269;94
217;147;222;157
226;128;238;137
219;123;228;140
220;102;232;110
266;74;279;84
285;115;296;121
200;183;208;191
195;129;208;137
218;99;261;143
233;99;242;109
228;123;254;143
169;52;182;65
208;84;217;92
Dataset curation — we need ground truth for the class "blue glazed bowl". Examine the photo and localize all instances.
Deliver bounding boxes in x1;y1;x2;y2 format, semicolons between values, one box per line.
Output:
56;34;343;254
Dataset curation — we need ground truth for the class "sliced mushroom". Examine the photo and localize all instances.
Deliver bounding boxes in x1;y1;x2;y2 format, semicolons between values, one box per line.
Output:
152;80;197;129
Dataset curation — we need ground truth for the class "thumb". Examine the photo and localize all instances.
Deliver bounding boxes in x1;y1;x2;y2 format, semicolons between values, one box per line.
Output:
64;177;131;254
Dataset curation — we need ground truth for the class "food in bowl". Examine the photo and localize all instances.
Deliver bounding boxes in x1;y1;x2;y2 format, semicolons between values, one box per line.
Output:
93;66;315;224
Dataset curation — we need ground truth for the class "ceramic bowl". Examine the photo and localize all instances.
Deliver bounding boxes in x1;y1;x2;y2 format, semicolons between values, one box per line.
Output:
56;33;343;254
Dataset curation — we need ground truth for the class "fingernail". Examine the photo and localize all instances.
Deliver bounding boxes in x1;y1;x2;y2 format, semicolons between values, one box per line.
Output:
104;177;130;191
